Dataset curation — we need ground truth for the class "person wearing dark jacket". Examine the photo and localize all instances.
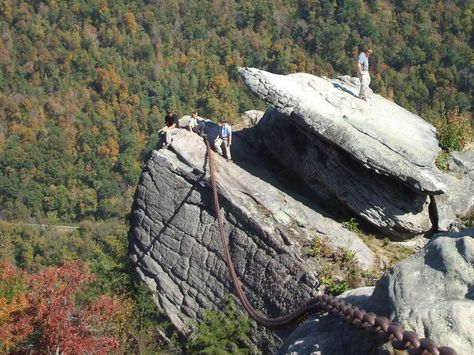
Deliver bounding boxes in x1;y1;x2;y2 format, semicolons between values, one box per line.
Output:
159;108;180;149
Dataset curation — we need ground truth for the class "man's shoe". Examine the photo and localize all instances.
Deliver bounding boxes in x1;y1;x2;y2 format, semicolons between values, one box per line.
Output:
162;143;169;149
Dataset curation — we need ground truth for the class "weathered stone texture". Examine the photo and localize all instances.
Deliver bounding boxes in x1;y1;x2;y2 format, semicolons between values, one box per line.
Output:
238;67;445;194
245;107;433;238
370;229;474;355
280;229;474;355
129;128;375;351
238;67;474;237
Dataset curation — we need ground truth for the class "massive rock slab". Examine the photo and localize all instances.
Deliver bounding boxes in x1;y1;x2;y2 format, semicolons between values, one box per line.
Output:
129;123;375;351
370;228;474;355
237;67;474;237
279;229;474;355
238;67;445;194
242;107;433;238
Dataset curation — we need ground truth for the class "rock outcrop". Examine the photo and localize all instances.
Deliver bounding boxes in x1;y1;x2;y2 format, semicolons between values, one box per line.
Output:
370;229;474;355
129;68;473;353
242;107;433;238
434;173;474;231
447;151;474;174
435;150;474;230
129;121;375;351
279;229;474;355
238;67;474;237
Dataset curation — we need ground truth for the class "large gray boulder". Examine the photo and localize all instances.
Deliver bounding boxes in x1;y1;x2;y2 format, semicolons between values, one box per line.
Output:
434;150;474;231
243;108;434;238
238;67;474;237
447;151;474;174
370;229;474;355
238;67;445;194
280;229;474;355
434;173;474;231
129;122;375;351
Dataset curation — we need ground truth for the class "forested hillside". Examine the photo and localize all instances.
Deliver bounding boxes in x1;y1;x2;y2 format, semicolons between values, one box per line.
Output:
0;0;472;222
0;1;472;352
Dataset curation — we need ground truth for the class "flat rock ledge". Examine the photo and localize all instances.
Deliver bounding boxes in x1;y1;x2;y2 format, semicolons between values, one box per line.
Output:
279;228;474;355
238;67;445;194
242;108;433;238
238;67;474;237
129;124;375;351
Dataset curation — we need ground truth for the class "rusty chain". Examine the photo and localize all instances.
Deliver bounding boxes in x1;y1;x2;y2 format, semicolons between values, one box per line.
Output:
205;139;457;355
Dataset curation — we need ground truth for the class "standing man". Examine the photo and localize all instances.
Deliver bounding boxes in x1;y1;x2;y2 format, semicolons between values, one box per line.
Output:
159;108;180;149
357;46;373;101
214;117;232;161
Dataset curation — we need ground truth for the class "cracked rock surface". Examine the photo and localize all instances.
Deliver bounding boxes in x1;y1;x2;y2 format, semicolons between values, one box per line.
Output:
370;228;474;355
279;229;474;355
238;67;474;237
242;108;433;238
238;67;445;195
128;122;375;351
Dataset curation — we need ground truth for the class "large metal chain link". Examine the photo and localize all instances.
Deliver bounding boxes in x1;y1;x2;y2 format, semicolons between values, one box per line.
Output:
205;139;457;355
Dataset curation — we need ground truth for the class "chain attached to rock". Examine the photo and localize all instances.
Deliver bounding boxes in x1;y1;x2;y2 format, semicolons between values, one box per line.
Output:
205;139;457;355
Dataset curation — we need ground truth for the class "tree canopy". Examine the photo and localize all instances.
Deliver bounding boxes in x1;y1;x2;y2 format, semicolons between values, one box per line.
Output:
0;0;472;222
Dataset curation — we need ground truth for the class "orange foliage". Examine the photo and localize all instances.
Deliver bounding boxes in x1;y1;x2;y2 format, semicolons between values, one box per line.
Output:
47;95;66;115
179;53;187;65
0;261;122;354
98;0;110;15
0;260;28;351
96;66;129;101
8;122;36;144
96;99;107;114
211;75;229;89
272;42;285;52
0;0;13;23
91;125;99;135
36;46;51;63
129;94;140;106
97;137;120;159
107;137;120;157
124;12;138;34
0;38;12;65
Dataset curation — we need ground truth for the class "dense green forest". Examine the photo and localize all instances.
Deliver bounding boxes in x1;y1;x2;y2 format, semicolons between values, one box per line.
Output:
0;0;472;352
0;0;472;222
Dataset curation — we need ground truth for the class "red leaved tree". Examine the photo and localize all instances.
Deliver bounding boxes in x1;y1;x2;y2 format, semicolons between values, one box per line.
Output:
0;261;121;354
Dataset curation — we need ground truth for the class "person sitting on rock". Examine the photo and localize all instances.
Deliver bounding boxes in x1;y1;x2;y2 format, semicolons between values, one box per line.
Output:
159;108;180;149
188;111;206;137
214;117;232;161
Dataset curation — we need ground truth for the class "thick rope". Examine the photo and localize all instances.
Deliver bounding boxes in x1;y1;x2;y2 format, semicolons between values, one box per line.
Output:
205;139;457;354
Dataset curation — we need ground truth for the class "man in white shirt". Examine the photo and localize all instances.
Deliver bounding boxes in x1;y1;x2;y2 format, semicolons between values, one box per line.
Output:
188;111;206;136
214;117;232;161
357;47;373;101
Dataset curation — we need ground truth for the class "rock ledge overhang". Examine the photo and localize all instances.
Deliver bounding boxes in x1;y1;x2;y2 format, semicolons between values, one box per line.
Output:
238;67;446;195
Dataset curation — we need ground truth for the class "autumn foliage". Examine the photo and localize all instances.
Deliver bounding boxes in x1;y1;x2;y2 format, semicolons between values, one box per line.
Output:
0;261;121;354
